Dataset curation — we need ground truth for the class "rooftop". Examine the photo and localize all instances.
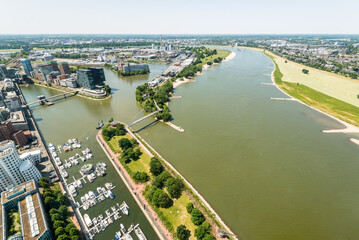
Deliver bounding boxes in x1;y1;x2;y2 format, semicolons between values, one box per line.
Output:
1;180;35;204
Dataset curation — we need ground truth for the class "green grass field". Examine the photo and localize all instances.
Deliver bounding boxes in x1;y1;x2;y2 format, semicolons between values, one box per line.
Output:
264;52;359;126
0;49;21;52
265;50;359;108
198;49;231;68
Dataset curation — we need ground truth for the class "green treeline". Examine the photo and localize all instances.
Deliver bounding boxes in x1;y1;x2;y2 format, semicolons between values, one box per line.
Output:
135;82;173;121
39;178;81;240
52;53;88;59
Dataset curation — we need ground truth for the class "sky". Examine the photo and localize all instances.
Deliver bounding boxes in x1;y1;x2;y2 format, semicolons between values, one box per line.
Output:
1;0;359;35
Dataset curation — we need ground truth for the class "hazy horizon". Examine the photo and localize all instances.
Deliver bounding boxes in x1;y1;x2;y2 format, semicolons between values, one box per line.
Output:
2;0;359;35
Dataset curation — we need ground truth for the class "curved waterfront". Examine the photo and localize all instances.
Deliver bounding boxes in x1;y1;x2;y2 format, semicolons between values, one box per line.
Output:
22;49;359;240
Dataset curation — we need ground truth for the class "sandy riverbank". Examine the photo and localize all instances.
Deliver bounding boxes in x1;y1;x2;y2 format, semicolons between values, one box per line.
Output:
223;51;236;62
173;77;193;89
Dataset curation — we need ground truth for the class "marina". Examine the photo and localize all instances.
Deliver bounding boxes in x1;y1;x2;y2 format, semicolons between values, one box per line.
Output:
48;136;151;240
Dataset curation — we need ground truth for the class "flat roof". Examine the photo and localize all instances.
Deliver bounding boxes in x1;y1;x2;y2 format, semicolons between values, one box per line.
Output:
20;193;46;240
1;180;36;205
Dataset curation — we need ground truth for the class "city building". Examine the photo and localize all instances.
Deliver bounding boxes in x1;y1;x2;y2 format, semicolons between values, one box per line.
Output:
49;61;59;72
43;54;53;62
6;68;17;79
0;140;41;191
0;121;31;147
37;64;53;82
0;65;8;80
4;91;21;112
0;180;51;240
89;67;105;86
119;63;149;73
76;69;94;89
58;62;71;75
20;59;33;77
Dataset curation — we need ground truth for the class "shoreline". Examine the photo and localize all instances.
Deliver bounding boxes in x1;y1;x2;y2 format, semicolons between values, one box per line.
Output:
30;82;112;101
223;51;236;62
264;52;359;134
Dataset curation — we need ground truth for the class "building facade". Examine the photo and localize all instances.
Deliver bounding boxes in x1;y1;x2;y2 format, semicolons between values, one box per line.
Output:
58;62;71;75
89;67;105;86
37;64;53;82
20;59;33;77
76;69;94;89
0;140;41;191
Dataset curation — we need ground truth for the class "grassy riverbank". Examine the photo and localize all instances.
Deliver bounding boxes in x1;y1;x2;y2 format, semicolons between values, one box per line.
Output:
263;51;359;126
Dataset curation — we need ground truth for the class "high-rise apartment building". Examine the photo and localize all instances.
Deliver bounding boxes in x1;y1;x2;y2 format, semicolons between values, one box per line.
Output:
20;59;33;77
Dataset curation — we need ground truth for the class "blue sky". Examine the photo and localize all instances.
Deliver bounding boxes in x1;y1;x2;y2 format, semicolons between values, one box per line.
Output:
1;0;358;34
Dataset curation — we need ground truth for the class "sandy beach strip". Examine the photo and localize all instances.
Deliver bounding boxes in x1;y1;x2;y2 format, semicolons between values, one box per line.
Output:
223;51;236;62
173;78;193;88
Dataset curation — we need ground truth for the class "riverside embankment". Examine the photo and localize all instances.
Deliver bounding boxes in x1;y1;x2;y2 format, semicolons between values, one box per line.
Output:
21;51;359;240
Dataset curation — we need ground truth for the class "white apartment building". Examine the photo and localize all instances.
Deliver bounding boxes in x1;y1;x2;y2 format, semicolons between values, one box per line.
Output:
0;140;42;191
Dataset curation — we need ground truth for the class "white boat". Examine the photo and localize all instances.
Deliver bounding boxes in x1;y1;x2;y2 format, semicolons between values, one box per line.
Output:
92;218;98;225
52;152;58;158
85;193;90;200
97;187;103;194
89;191;95;199
77;180;83;188
84;214;92;227
91;173;96;179
108;190;114;199
81;196;86;203
69;185;77;196
68;139;73;144
101;162;107;167
122;206;129;215
134;225;147;240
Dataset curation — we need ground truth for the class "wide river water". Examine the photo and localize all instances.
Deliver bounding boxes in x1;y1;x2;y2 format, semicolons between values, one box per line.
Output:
22;48;359;240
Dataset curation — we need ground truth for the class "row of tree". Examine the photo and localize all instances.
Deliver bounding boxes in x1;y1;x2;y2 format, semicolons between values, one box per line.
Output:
39;178;80;240
52;53;88;59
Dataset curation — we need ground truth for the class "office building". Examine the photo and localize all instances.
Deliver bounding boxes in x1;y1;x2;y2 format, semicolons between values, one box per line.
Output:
76;69;95;89
89;67;105;86
37;64;53;81
58;62;71;75
0;65;8;80
0;140;41;191
119;63;149;74
0;180;51;240
20;59;33;77
49;61;59;72
4;91;21;112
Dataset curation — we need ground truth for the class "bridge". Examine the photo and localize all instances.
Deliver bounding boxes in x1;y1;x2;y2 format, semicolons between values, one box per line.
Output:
26;90;79;106
127;100;162;127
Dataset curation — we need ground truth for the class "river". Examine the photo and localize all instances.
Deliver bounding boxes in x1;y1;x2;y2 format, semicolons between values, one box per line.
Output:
22;48;359;240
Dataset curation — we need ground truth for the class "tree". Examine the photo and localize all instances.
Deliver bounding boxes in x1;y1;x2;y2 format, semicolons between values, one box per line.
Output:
203;234;216;240
53;220;65;229
65;223;77;233
191;208;205;226
194;221;211;239
176;225;191;240
45;196;55;206
39;177;50;188
104;85;111;95
51;213;63;222
71;236;81;240
150;157;164;176
302;69;309;74
132;171;150;183
152;189;173;208
49;209;59;215
58;205;68;216
108;117;114;123
57;194;68;206
152;171;172;189
118;138;132;151
186;203;194;214
55;227;66;237
165;178;184;199
58;234;71;240
69;227;79;236
207;61;213;66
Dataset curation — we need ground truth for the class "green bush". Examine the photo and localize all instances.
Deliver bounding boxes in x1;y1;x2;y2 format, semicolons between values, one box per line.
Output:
132;171;150;183
191;208;205;226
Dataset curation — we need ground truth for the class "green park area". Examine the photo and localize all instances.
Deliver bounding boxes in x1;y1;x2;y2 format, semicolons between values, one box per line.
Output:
102;123;218;240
